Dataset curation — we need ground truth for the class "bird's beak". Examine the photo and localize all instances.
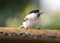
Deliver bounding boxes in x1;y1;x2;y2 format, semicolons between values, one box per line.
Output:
39;12;44;15
37;12;44;17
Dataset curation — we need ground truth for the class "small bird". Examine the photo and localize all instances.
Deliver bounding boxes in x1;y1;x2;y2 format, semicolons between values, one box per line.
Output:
19;10;44;29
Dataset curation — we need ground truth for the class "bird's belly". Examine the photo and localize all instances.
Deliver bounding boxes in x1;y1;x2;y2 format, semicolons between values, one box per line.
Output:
23;20;40;29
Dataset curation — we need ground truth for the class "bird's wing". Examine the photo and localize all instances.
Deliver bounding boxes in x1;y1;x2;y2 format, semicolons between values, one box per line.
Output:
23;18;28;22
23;15;29;22
23;14;31;22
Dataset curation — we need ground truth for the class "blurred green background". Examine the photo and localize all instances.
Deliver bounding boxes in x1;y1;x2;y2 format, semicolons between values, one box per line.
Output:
0;0;60;30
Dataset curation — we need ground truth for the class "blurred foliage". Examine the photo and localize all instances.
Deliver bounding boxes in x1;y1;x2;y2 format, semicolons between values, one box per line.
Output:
48;14;60;30
0;0;38;27
39;13;60;30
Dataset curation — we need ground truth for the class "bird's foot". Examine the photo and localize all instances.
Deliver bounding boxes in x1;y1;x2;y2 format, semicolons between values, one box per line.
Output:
18;25;28;30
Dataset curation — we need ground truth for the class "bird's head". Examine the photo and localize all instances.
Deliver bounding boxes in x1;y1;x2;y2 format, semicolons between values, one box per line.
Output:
29;10;44;17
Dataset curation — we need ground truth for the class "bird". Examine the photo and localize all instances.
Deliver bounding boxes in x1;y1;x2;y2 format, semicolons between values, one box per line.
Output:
19;10;44;29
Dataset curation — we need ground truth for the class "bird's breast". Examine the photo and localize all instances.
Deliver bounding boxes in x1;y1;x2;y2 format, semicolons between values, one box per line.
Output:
23;18;40;28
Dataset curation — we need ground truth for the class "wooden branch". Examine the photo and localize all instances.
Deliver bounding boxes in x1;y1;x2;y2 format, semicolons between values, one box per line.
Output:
0;27;60;43
0;27;60;35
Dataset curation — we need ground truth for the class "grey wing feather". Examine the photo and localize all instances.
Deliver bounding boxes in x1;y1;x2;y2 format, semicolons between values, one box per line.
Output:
23;18;28;22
